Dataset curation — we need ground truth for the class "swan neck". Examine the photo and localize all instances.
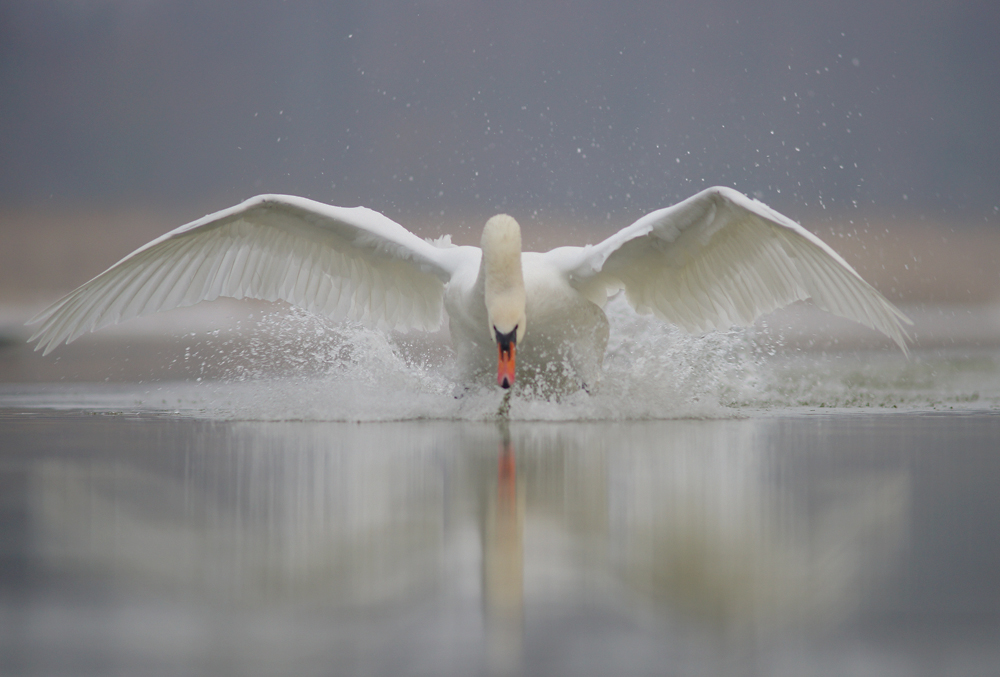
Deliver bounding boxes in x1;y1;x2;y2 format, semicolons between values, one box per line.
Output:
481;215;524;295
481;215;526;340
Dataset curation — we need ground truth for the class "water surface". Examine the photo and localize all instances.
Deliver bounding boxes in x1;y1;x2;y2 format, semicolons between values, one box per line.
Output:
2;298;999;675
2;410;999;676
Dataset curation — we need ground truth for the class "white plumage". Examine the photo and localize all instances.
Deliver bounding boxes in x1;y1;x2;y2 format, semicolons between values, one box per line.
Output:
28;187;911;387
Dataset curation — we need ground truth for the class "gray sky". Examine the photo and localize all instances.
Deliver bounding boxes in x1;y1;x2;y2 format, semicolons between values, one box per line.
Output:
1;0;998;225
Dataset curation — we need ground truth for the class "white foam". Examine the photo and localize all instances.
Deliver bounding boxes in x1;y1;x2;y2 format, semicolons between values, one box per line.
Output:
5;298;998;420
148;297;767;421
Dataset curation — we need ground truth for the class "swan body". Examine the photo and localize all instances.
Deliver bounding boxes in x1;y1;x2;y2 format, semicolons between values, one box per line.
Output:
28;187;912;389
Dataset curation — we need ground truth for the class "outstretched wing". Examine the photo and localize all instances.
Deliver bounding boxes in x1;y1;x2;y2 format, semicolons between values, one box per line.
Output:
550;186;911;353
29;195;469;355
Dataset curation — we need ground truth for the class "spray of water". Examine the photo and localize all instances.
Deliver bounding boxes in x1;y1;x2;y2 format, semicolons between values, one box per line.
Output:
159;297;772;421
40;298;987;421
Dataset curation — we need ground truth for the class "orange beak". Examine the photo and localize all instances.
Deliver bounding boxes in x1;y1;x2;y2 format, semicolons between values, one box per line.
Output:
497;341;516;389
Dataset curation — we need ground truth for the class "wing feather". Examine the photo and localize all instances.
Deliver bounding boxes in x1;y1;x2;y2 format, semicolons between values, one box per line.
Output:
28;194;468;355
553;186;911;353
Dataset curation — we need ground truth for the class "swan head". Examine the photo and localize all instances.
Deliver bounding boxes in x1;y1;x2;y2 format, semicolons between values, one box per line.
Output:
482;214;527;389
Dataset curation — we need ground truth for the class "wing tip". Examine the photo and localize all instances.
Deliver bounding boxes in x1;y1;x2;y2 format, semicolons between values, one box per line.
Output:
26;326;60;356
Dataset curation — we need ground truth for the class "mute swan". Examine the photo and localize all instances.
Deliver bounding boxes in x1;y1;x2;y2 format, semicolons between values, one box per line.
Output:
28;186;911;389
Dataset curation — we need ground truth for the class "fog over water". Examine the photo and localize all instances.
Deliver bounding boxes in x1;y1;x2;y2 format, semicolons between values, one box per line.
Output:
2;1;998;224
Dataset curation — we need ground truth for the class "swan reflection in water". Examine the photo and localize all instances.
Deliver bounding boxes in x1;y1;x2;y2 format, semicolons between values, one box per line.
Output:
482;423;524;673
25;418;910;672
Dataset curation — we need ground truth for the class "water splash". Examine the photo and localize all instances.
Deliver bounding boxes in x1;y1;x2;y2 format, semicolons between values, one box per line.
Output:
164;298;769;421
11;300;995;421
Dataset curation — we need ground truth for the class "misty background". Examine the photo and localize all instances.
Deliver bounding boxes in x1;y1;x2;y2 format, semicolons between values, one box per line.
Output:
1;0;998;314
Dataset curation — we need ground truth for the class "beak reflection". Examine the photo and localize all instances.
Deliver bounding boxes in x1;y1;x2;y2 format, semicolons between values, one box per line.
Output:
484;424;523;671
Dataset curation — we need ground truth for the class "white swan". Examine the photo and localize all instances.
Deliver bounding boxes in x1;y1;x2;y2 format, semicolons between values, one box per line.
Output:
28;186;911;389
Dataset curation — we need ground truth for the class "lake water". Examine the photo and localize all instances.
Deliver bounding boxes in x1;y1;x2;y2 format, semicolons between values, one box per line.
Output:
1;410;999;676
1;302;999;676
